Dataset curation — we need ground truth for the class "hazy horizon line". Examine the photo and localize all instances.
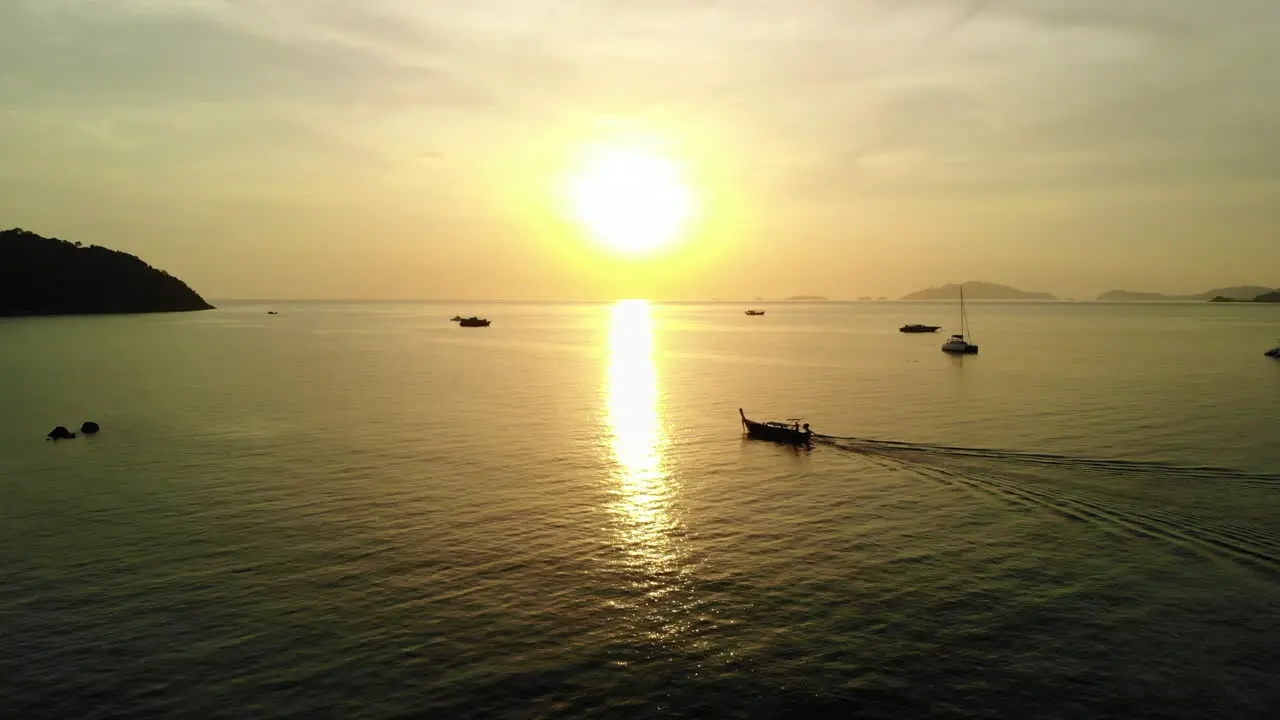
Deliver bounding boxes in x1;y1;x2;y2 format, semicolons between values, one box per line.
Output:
206;283;1279;306
208;297;1261;305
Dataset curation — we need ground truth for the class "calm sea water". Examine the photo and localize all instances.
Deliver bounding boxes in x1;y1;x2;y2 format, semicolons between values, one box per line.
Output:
2;300;1278;719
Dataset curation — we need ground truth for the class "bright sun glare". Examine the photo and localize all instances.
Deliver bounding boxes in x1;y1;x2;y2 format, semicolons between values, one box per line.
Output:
566;145;694;253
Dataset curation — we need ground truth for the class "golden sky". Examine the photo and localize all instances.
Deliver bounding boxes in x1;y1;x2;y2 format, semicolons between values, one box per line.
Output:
1;0;1277;299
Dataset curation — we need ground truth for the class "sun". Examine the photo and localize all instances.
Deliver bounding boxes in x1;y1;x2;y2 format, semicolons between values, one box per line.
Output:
565;144;695;253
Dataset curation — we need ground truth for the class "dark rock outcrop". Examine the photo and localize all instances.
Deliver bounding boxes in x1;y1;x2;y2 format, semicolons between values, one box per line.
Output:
47;426;75;440
80;421;100;434
1;228;214;317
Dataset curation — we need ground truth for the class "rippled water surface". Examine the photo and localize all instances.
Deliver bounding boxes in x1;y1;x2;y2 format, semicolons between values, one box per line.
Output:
2;300;1279;719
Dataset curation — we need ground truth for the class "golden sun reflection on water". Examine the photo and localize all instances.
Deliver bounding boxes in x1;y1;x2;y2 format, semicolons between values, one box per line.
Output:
605;300;681;578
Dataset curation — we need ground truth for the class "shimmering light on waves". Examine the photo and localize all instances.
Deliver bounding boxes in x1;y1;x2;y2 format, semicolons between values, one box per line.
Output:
602;300;707;645
605;300;678;576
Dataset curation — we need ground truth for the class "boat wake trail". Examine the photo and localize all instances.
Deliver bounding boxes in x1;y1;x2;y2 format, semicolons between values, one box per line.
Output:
814;434;1280;575
816;434;1280;487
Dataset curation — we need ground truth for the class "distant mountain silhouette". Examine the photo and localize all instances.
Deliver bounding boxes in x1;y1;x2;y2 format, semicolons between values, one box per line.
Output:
901;282;1056;301
1;228;214;316
784;295;828;301
1212;291;1280;303
1096;290;1174;301
1098;285;1275;301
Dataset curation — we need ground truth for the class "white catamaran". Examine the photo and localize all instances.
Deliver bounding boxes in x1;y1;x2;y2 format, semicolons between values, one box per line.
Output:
941;285;979;354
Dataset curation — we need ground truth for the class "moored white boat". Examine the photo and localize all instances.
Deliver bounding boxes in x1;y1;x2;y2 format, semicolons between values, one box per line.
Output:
941;286;979;354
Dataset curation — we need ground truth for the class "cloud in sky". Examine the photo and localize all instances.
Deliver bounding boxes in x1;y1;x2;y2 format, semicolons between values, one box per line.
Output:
1;0;1277;298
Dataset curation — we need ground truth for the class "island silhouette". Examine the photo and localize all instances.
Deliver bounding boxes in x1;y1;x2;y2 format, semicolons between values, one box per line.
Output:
901;282;1056;301
1;228;214;316
1098;286;1276;302
1209;290;1280;303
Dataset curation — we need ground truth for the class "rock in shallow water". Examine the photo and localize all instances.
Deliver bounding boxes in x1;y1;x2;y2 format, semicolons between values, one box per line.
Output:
80;421;100;434
47;426;75;440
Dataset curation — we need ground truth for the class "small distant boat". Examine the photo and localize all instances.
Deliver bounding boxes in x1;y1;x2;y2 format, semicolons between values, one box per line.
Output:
739;408;812;445
449;315;464;322
1266;341;1280;358
899;324;940;333
458;317;490;327
745;310;766;316
266;311;278;315
941;286;979;354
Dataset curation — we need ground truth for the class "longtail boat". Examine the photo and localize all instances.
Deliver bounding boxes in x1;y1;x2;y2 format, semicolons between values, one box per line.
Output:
739;408;812;445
